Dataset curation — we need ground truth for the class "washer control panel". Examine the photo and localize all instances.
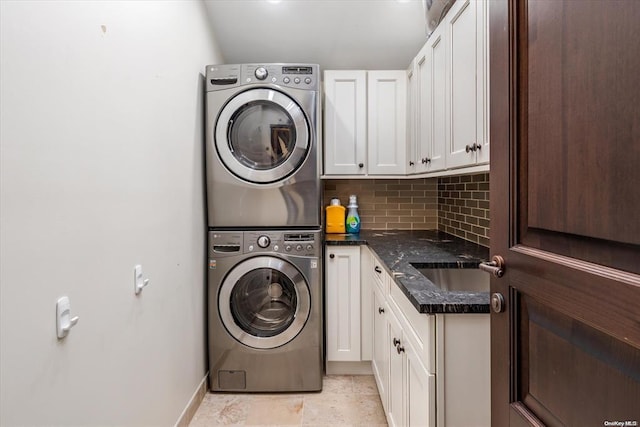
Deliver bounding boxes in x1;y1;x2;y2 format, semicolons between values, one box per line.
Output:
243;231;319;257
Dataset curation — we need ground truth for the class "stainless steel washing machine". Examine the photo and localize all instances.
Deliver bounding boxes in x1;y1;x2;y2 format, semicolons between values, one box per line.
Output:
205;64;321;228
208;229;323;392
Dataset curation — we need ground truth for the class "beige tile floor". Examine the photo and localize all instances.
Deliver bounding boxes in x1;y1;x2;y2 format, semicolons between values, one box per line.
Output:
189;375;388;427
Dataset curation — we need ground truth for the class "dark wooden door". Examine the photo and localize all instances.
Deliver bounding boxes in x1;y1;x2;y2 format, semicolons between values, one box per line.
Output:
490;0;640;425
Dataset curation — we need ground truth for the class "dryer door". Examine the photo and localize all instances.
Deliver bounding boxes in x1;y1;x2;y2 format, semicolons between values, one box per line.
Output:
215;88;310;184
218;256;310;349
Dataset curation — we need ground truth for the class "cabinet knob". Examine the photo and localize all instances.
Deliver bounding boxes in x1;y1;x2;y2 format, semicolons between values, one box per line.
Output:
358;163;364;168
374;266;382;274
421;157;431;164
409;161;415;166
329;254;335;259
393;338;400;347
378;307;385;314
396;344;405;354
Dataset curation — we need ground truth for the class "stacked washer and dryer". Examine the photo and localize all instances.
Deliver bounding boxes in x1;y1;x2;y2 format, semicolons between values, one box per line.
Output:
204;64;323;392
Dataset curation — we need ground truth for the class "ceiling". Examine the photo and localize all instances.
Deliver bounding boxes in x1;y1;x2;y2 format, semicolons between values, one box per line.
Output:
203;0;428;71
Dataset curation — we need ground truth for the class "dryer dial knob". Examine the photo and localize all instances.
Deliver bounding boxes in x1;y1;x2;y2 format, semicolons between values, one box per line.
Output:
296;244;303;251
257;235;271;248
255;67;268;80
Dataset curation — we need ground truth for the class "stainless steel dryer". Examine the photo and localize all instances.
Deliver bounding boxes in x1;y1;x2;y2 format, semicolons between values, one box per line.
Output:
208;229;323;392
205;64;321;228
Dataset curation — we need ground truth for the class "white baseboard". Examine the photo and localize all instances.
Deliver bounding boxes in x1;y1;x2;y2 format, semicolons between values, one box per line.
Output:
326;361;373;375
175;372;208;427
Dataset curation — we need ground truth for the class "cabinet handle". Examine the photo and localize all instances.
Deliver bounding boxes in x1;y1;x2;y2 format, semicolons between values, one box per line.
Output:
409;161;415;166
329;254;335;259
466;143;481;153
421;157;431;164
378;307;385;314
358;163;364;168
396;344;405;354
393;338;400;347
374;266;382;274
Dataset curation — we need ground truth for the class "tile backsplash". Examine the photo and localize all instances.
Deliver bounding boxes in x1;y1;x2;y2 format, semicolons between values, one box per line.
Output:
438;173;490;247
323;178;438;230
323;172;490;247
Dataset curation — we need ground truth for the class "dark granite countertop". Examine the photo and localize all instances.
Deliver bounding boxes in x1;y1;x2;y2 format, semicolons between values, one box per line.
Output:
326;230;490;314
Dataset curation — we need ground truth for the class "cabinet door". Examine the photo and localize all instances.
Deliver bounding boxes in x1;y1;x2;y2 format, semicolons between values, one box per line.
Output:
406;61;418;174
474;0;489;165
360;247;373;361
372;285;389;413
324;70;367;175
446;0;483;168
367;71;407;175
417;28;447;173
387;308;405;427
406;338;436;427
415;44;432;173
325;246;361;361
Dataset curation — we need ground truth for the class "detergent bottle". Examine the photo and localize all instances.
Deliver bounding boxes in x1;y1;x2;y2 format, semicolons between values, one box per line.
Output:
346;195;361;234
325;198;346;233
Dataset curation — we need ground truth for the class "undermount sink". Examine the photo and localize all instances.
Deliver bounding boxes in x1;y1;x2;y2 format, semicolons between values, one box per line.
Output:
412;266;489;293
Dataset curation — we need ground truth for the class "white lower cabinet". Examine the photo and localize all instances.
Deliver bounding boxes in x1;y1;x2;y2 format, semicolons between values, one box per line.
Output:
363;246;489;427
406;336;436;427
325;246;361;361
372;283;389;412
330;246;490;426
387;307;406;427
366;247;436;427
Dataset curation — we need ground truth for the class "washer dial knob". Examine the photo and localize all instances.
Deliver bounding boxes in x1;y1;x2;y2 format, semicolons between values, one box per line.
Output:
255;67;268;80
257;235;271;248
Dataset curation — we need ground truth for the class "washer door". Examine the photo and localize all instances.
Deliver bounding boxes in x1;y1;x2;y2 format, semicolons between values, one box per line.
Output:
215;88;310;184
218;256;310;349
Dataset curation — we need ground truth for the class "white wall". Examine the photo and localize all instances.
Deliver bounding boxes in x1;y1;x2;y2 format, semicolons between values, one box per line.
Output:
0;1;223;425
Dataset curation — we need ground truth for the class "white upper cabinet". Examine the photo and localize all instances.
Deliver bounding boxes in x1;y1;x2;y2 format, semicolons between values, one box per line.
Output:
324;70;407;176
323;70;368;175
445;0;489;168
415;24;447;173
406;60;418;174
367;71;407;175
323;0;488;177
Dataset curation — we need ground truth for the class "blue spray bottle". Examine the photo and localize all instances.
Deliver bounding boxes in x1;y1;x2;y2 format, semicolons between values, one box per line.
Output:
346;195;361;234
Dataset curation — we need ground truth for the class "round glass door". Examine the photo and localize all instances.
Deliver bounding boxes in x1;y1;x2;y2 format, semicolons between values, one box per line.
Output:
215;88;310;184
218;256;310;349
